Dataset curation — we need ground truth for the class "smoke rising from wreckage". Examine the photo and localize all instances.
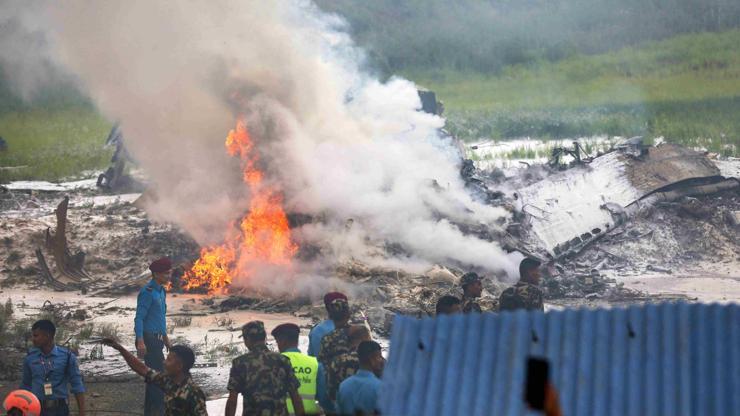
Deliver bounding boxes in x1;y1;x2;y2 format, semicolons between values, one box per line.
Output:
2;139;738;324
31;0;518;291
1;2;739;413
0;2;737;323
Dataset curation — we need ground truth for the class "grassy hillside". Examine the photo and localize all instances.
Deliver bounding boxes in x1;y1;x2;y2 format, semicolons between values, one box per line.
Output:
1;29;738;183
0;108;111;182
407;30;740;155
317;0;740;74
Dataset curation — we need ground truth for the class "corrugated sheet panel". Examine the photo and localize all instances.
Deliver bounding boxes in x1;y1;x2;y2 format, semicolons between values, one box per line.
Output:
378;302;739;416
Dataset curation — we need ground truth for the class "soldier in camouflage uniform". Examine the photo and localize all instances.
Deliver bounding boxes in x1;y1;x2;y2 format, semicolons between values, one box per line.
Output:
460;272;484;313
225;321;304;416
317;295;354;404
436;295;462;315
499;257;545;312
325;325;372;403
101;339;207;416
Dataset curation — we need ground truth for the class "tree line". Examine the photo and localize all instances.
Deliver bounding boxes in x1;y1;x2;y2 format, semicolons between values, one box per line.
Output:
315;0;740;74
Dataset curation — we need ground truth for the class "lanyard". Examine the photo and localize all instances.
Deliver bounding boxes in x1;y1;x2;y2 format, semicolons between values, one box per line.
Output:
40;354;55;382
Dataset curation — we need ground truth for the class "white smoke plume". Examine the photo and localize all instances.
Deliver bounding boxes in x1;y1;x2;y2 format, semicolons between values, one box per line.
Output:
0;0;68;100
21;1;519;289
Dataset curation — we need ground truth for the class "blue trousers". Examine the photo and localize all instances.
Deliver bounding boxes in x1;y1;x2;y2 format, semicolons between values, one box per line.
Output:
40;400;69;416
143;332;165;416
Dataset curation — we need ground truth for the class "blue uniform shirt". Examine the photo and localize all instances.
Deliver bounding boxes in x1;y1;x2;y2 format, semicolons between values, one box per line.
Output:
337;369;381;415
21;346;85;400
135;279;167;339
307;320;334;357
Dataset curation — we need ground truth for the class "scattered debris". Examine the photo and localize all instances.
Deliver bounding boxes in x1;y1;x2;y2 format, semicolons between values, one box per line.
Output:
96;124;144;192
646;264;672;274
1;142;739;334
44;197;91;285
725;210;740;227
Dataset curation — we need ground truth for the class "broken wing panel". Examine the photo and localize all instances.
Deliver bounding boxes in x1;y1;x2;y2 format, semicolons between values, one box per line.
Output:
516;144;725;257
516;152;639;255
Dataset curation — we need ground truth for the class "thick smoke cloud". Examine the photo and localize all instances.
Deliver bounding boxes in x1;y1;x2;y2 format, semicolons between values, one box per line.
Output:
0;0;66;100
32;0;517;288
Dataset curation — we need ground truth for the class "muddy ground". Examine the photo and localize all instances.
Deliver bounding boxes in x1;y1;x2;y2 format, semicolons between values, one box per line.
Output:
1;176;739;414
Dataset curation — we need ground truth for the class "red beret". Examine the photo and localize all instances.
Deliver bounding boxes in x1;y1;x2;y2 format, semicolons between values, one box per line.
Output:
149;257;172;273
324;292;348;307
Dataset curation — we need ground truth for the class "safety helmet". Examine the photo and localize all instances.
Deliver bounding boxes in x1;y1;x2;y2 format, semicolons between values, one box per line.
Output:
3;390;41;416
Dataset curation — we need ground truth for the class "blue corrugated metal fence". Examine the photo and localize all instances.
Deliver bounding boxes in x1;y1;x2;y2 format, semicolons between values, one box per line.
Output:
378;302;739;416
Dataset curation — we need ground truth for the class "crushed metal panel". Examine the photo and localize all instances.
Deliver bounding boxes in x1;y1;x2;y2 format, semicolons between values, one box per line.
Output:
378;303;740;416
714;159;740;179
624;144;719;194
516;144;724;256
516;151;638;254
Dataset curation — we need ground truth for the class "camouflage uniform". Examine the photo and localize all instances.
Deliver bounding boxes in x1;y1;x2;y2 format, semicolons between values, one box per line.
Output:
461;295;483;313
228;321;301;416
328;350;360;401
318;296;355;401
499;281;544;311
144;370;207;416
460;272;483;313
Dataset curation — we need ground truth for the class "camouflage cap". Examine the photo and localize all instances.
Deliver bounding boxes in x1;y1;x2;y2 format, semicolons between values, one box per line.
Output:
241;320;266;338
460;271;482;287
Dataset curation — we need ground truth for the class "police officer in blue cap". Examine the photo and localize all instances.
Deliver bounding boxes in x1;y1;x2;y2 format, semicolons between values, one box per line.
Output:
135;257;173;416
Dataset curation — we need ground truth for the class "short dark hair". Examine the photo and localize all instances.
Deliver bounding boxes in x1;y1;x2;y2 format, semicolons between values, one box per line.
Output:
271;324;300;345
245;332;266;342
357;340;381;364
519;257;542;278
32;320;56;337
435;295;461;315
170;345;196;373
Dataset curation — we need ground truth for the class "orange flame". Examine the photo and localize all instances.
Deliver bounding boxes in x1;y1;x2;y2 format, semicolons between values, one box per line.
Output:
183;119;297;293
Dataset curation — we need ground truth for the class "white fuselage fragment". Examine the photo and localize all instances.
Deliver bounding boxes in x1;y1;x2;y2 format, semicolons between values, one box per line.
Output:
516;152;639;255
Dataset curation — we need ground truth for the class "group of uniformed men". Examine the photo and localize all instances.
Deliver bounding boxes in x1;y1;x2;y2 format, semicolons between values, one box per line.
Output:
442;257;545;315
13;256;545;416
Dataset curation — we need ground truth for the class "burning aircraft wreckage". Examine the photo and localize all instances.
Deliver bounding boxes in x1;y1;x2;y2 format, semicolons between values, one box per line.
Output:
1;115;739;334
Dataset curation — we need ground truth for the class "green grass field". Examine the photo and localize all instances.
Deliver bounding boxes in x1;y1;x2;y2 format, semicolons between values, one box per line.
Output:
0;108;112;182
1;30;738;182
407;30;740;155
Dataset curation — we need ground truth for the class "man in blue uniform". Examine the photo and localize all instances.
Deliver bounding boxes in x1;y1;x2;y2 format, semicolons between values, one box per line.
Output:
135;257;173;416
337;341;384;416
308;292;348;357
21;320;86;416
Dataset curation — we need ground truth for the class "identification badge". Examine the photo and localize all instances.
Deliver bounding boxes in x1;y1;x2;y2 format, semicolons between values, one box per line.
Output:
44;382;53;396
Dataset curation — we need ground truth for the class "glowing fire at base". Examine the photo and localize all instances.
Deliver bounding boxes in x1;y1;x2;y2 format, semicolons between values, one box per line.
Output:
182;119;297;293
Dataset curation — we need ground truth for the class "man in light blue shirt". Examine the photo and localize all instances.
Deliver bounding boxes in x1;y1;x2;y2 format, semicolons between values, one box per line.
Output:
308;292;347;356
337;341;384;416
21;320;86;416
134;257;173;416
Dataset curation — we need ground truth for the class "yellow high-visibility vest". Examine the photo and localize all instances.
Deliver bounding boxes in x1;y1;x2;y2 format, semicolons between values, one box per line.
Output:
282;351;320;415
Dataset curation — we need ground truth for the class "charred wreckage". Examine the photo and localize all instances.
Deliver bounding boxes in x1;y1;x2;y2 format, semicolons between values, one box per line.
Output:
2;97;739;334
